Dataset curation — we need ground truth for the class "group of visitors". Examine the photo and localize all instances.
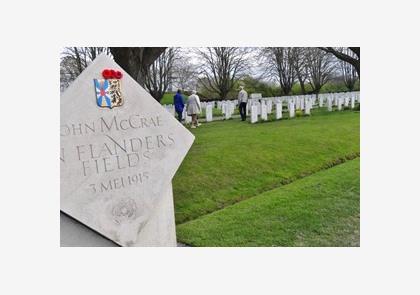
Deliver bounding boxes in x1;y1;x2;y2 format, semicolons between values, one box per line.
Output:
173;86;249;128
174;89;201;128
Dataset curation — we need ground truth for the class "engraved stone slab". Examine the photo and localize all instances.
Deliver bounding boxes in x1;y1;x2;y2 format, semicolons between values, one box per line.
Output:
60;54;194;246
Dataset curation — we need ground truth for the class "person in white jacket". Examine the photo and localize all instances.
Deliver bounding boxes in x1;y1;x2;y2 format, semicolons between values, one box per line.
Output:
186;90;202;128
238;86;248;121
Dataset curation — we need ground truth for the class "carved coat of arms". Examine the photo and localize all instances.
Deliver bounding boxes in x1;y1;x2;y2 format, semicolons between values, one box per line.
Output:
94;69;124;108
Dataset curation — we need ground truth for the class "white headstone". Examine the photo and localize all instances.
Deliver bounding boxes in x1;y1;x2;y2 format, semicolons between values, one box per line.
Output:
60;54;194;246
305;99;311;115
327;98;333;112
225;102;232;119
251;105;258;123
266;99;273;114
351;95;355;109
261;103;268;121
337;98;343;111
289;101;295;118
275;103;282;120
206;104;213;122
250;93;262;99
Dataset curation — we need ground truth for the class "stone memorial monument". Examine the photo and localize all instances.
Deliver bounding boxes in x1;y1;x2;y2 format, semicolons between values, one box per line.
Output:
60;54;195;247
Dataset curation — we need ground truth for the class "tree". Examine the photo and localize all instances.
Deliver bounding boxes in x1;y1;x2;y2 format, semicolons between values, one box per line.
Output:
143;48;178;102
173;55;198;91
240;75;280;97
292;47;309;94
305;48;335;94
86;47;110;61
260;47;296;95
60;47;110;91
318;47;360;76
337;48;358;91
196;47;251;99
110;47;167;87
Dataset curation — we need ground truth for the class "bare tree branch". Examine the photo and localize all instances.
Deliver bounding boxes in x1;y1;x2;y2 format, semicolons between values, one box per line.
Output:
318;47;360;76
196;47;251;99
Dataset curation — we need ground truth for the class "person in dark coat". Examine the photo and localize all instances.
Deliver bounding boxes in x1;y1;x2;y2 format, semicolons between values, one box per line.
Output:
173;89;185;122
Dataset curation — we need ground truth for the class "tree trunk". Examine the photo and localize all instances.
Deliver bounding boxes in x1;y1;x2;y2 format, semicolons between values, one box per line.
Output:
318;47;360;77
110;47;167;87
73;47;83;74
297;77;306;94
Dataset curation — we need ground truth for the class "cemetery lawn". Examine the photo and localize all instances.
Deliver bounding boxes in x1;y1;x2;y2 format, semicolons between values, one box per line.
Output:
176;158;360;246
173;109;360;225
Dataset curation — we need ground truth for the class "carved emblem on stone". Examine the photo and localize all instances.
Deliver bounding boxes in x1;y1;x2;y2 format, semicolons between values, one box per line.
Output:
94;69;124;109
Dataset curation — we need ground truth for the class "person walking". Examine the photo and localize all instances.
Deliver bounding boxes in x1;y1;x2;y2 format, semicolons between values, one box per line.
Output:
173;89;184;122
238;86;248;121
186;90;202;128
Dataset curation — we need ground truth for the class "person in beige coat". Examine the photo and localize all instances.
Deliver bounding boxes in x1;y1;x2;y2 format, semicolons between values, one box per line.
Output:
238;86;248;121
186;90;202;128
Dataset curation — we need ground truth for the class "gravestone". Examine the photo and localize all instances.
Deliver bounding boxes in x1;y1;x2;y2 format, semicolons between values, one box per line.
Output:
60;54;194;247
206;104;213;122
337;98;343;111
183;107;192;124
351;95;355;109
251;105;258;123
165;104;175;117
304;99;311;115
344;97;349;108
266;99;273;114
288;100;295;118
257;101;262;115
225;102;232;119
319;96;323;107
275;103;282;120
261;102;268;121
250;93;262;99
229;101;235;117
221;102;226;115
327;98;333;112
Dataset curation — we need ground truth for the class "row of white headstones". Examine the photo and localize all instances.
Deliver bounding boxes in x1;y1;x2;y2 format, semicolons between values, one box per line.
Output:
163;91;360;124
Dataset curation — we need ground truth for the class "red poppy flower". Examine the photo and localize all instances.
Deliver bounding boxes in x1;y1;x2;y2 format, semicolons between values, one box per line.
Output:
102;69;112;79
115;71;123;79
110;69;116;79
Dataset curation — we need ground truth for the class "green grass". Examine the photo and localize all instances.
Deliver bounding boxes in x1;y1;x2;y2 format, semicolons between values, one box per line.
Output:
160;92;179;105
177;158;360;247
173;108;360;224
